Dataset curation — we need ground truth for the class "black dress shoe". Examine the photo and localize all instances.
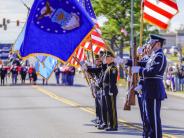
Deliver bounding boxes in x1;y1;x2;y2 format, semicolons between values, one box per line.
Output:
97;124;108;130
105;127;118;131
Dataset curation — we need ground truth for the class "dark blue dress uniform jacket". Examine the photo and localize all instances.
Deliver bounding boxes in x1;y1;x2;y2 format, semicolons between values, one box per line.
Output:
139;49;167;100
103;62;118;95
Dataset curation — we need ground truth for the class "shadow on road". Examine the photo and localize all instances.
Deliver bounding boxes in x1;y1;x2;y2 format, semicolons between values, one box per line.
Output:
85;122;184;137
86;123;142;136
162;125;184;137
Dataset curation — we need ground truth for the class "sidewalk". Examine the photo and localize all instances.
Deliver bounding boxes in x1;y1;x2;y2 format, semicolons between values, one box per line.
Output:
117;79;184;99
167;91;184;98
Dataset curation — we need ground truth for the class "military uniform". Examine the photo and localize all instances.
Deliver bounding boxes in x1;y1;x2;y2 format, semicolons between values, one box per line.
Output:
139;48;167;138
103;51;118;131
98;63;108;128
87;57;108;128
103;62;118;130
125;54;148;119
135;35;167;138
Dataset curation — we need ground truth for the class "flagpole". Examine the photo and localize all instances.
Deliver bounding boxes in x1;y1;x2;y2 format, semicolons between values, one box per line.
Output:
124;0;136;110
130;0;134;55
86;50;91;63
139;0;144;47
90;35;95;66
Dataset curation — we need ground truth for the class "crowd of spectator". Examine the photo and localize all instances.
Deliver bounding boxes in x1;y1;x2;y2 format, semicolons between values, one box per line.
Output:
165;64;184;92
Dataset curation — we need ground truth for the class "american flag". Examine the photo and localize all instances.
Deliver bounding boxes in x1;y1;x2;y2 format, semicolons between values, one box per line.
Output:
69;47;87;66
143;0;179;30
80;41;105;54
78;0;107;52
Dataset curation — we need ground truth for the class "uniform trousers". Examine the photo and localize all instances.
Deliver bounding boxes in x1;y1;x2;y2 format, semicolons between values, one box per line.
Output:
95;92;102;123
101;94;108;125
105;94;118;129
143;98;162;138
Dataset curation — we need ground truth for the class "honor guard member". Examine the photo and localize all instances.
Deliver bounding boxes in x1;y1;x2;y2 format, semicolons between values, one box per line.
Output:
97;51;108;129
131;34;167;138
103;51;118;131
86;51;108;129
87;54;103;127
134;44;152;137
116;43;151;136
0;65;7;86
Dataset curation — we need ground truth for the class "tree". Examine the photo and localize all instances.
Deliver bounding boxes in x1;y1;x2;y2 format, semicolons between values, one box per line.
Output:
92;0;158;54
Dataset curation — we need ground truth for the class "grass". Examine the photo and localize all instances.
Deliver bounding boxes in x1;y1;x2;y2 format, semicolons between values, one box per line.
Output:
166;54;179;63
123;46;130;53
175;91;184;94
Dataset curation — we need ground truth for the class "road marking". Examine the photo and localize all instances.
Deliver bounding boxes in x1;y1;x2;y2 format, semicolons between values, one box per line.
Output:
33;85;176;138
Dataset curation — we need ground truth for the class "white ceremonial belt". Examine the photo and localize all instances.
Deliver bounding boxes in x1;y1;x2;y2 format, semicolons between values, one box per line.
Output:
144;77;163;80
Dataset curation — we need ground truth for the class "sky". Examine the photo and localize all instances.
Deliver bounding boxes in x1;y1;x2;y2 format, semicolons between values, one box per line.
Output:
0;0;184;43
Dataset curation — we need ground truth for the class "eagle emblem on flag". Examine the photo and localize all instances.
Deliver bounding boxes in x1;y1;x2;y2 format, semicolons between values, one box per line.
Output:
34;0;81;34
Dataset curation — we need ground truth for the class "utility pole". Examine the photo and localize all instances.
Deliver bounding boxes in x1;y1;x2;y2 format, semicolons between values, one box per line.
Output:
130;0;134;59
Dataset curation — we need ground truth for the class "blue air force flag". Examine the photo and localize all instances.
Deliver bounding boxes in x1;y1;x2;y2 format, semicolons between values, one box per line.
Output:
36;55;47;62
78;0;97;19
20;0;94;62
35;56;58;79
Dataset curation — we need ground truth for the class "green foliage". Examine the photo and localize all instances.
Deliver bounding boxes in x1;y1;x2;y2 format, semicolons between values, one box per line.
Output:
91;0;159;50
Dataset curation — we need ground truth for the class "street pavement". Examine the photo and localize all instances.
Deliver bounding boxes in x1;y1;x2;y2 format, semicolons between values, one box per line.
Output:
0;73;184;138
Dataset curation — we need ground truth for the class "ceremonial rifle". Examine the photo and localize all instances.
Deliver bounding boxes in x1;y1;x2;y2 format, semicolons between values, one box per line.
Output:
72;56;96;98
124;37;138;110
124;0;144;110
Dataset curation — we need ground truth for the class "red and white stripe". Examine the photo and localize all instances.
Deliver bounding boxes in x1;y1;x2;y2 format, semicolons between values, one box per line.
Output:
80;18;107;54
92;45;105;54
69;47;87;66
80;28;107;54
80;41;105;54
143;0;178;30
91;29;105;47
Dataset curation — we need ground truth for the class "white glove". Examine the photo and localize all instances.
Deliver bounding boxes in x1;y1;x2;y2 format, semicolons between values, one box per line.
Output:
131;66;140;74
137;47;143;55
134;85;142;94
109;92;113;96
114;57;121;64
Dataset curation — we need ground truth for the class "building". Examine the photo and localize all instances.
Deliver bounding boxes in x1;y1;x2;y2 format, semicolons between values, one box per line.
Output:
0;43;12;64
160;32;184;48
